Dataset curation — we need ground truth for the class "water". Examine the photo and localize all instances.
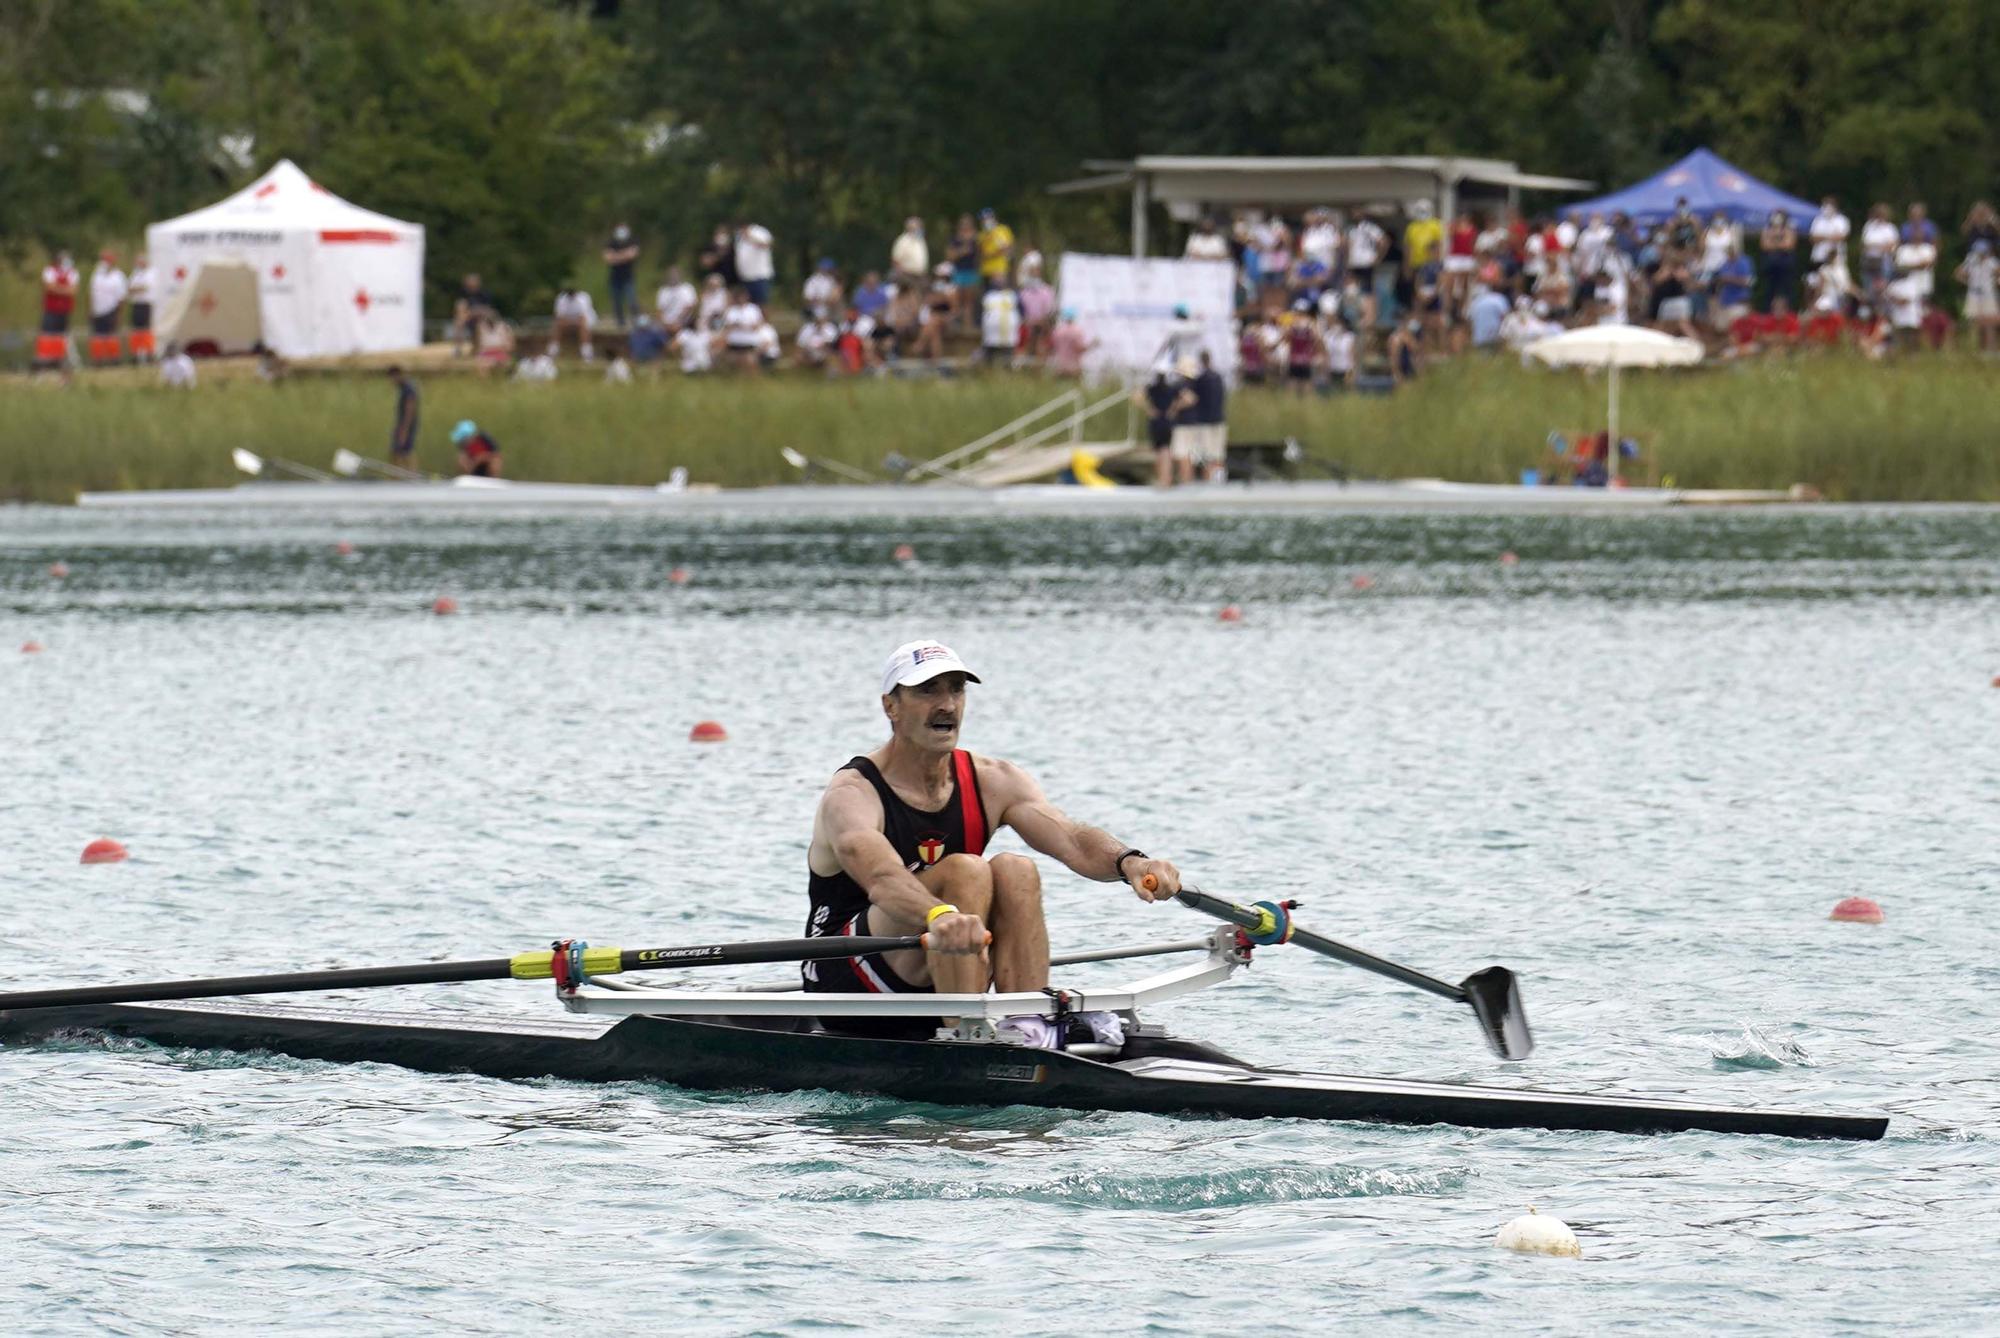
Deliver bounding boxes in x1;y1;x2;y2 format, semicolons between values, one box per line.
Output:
3;501;1997;1334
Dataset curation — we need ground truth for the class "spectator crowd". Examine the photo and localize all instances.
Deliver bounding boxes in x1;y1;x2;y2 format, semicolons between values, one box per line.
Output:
445;208;1099;382
1206;193;1998;390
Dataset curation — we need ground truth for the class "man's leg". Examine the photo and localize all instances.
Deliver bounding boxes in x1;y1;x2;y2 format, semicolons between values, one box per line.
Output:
872;853;993;993
986;853;1047;991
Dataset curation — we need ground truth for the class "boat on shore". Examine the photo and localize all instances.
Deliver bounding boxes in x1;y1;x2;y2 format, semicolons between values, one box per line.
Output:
74;475;1799;512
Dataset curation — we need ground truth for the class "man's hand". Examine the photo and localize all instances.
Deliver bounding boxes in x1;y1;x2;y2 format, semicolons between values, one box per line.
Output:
926;910;991;955
1126;858;1182;903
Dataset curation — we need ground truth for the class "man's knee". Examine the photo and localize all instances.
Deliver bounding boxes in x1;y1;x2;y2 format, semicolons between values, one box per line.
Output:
935;853;993;910
989;853;1042;910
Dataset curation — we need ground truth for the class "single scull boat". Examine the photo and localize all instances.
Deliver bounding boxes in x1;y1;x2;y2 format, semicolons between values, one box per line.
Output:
0;890;1887;1141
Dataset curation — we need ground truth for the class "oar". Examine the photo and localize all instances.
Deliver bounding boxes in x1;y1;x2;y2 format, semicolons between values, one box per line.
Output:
332;447;425;481
232;447;335;483
780;445;878;484
0;933;925;1013
1160;881;1534;1061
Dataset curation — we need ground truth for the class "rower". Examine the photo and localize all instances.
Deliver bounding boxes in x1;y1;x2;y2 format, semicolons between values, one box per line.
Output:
804;639;1183;1042
452;419;502;477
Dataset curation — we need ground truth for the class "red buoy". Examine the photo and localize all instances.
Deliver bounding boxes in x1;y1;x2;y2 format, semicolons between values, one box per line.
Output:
81;838;129;865
893;544;917;563
668;567;691;586
1217;604;1244;623
432;596;458;616
1351;574;1376;591
334;540;355;556
48;561;70;579
21;641;43;655
1499;551;1520;566
1829;896;1884;924
689;720;729;743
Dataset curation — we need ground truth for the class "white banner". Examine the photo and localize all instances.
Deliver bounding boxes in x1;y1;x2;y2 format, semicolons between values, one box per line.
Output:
1056;253;1236;384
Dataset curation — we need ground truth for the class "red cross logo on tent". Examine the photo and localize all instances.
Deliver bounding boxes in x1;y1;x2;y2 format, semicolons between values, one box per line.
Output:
197;292;217;316
353;288;372;313
271;264;286;280
254;181;278;199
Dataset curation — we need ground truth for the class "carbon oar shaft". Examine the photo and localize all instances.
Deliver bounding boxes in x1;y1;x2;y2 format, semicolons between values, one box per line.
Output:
0;935;923;1013
1173;888;1464;999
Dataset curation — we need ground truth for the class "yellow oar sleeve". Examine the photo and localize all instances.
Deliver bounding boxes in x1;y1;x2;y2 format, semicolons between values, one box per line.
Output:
509;946;623;980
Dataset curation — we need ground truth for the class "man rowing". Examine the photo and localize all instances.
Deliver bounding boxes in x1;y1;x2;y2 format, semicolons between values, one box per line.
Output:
804;639;1183;1043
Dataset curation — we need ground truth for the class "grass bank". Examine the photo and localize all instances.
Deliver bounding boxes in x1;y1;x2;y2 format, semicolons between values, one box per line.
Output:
4;355;1998;503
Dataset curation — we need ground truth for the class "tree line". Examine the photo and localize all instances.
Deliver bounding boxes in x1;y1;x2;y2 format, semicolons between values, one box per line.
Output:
4;0;1997;316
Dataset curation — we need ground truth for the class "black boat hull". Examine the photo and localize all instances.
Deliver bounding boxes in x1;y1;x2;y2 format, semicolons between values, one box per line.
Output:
0;1000;1888;1141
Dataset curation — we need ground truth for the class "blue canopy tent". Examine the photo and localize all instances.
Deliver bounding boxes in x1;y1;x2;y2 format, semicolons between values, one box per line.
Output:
1558;148;1815;229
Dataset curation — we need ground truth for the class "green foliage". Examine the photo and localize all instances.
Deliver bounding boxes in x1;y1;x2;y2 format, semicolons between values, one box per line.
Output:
8;0;2000;313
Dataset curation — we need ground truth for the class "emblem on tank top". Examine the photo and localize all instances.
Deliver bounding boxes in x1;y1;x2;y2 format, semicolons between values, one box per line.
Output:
916;835;945;866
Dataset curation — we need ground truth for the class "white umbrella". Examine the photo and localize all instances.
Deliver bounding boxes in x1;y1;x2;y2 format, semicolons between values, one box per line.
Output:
1525;325;1703;483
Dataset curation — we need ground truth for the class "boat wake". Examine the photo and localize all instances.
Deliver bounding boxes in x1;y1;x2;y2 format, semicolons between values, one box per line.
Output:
788;1163;1469;1209
1707;1024;1814;1071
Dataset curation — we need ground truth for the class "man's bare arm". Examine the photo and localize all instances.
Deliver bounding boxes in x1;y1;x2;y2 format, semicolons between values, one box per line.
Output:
814;774;985;952
982;757;1181;902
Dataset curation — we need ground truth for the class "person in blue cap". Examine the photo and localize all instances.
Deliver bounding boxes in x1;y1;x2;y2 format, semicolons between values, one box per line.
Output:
452;419;503;477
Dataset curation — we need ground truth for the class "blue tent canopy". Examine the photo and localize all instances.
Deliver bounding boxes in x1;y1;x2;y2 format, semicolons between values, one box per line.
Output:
1558;148;1815;229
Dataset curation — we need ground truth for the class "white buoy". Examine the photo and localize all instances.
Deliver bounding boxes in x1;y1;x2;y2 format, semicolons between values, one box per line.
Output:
1495;1206;1581;1258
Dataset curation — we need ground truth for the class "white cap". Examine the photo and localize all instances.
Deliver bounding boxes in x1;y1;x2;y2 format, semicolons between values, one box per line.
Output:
881;639;981;695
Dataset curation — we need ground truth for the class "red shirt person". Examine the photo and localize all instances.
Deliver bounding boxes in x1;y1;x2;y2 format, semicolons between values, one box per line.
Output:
41;251;79;333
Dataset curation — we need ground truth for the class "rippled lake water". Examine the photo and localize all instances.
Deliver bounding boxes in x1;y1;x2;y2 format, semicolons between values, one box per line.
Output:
3;499;1997;1334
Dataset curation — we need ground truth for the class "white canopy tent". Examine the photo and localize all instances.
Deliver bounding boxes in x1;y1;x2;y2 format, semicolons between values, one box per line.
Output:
146;160;424;357
1526;324;1704;483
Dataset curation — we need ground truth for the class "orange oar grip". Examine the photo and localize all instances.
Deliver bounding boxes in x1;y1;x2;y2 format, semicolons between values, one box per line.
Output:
1142;874;1159;891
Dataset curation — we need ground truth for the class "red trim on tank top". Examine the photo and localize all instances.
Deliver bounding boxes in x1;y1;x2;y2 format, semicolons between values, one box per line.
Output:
953;750;987;855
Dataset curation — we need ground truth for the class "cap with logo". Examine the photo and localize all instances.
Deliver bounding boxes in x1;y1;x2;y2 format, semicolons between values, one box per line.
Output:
881;639;981;696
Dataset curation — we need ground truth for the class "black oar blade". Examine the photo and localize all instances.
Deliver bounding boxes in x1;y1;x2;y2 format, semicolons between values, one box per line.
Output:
1461;966;1533;1061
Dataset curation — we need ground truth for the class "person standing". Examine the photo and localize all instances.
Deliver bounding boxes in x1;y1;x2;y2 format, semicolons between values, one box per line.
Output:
1757;211;1799;312
37;249;79;367
1809;198;1850;272
1184;217;1230;260
1192;351;1226;481
698;226;737;289
1046;307;1094;376
1860;204;1899;299
387;365;420;473
978;279;1021;366
88;250;128;357
1954;240;1999;353
977;208;1014;288
891;216;929;287
734;220;775;307
603;224;640;327
126;252;156;361
947;214;980;331
1134;367;1180;487
1321;317;1356;389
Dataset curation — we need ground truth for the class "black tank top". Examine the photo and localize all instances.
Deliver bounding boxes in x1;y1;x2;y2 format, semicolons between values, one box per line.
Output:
805;751;989;936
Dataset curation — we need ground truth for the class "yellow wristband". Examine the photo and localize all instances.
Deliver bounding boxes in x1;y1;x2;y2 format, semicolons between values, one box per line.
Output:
925;902;959;926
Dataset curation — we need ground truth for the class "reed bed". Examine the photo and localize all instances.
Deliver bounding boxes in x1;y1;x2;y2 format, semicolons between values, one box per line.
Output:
4;354;1995;503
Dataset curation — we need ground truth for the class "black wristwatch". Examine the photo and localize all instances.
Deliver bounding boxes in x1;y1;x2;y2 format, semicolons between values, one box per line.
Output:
1114;848;1146;880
